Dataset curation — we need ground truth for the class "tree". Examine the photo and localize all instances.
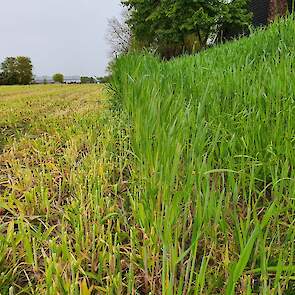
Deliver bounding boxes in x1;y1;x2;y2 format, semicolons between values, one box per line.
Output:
122;0;252;58
0;56;33;85
53;73;64;84
16;56;33;85
96;76;111;84
0;72;5;85
106;9;132;57
1;57;18;85
81;76;97;84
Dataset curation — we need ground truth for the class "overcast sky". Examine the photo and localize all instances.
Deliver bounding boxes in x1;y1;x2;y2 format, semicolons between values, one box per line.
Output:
0;0;123;77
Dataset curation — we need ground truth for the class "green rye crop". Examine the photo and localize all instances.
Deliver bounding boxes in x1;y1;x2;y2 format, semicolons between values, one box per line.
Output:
111;18;295;294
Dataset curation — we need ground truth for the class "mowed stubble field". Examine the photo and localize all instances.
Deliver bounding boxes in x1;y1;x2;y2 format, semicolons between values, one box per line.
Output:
0;84;133;294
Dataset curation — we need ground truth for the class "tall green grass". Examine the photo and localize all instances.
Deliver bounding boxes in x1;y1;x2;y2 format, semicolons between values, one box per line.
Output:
111;18;295;293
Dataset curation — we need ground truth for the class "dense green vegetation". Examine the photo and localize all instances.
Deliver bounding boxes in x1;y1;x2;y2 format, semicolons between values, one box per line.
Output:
81;76;97;84
111;18;295;293
122;0;251;58
0;57;33;85
52;73;64;84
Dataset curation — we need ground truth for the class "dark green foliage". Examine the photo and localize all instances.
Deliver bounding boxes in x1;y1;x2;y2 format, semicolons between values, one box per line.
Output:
52;73;64;84
96;76;111;84
16;57;34;85
122;0;252;58
0;72;5;85
80;76;97;84
0;56;33;85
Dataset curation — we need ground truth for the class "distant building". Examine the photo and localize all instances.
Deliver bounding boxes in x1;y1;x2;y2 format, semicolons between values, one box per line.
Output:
33;76;54;84
63;76;81;84
34;76;81;84
250;0;270;26
220;0;293;40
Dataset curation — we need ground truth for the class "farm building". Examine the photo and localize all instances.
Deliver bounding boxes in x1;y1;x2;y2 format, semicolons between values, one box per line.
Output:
63;76;81;84
221;0;293;40
34;76;81;84
250;0;293;26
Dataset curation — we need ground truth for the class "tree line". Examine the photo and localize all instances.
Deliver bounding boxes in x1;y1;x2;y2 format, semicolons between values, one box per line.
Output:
108;0;252;59
121;0;252;58
0;57;99;85
109;0;292;60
